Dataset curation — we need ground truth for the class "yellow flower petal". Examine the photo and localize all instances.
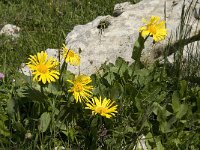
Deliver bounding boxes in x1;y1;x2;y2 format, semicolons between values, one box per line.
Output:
62;44;80;66
67;75;93;103
139;16;167;42
85;97;118;118
26;51;60;84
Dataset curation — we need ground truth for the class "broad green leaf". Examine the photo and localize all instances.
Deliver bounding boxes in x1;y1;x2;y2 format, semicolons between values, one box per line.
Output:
124;83;137;97
160;121;172;133
135;95;142;111
61;70;74;82
69;127;77;142
46;83;62;95
90;117;98;128
115;57;127;66
153;102;171;122
0;113;7;122
38;112;51;132
7;97;15;118
22;87;47;103
176;104;188;119
145;132;153;149
168;116;177;126
56;121;67;130
104;72;115;85
134;68;150;77
110;82;123;99
172;91;180;113
179;80;187;98
115;57;128;76
109;66;118;74
132;33;145;61
14;72;32;86
155;140;164;150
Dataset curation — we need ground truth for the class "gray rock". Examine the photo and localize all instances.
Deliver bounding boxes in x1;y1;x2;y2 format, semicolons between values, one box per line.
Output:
21;0;200;77
20;63;32;76
0;24;20;38
64;0;200;75
113;2;131;17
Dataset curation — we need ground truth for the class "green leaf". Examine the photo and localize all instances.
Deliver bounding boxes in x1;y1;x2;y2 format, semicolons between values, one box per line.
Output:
45;84;59;94
90;117;98;128
134;68;150;77
104;72;115;85
131;33;145;61
145;132;153;149
110;82;123;99
22;87;47;103
155;140;164;150
69;127;75;142
179;80;187;98
61;70;74;82
109;66;118;74
153;102;171;121
176;104;188;119
7;97;15;118
125;126;136;133
56;121;67;130
135;94;142;111
115;57;128;76
160;121;172;133
172;91;181;113
0;120;10;137
13;122;26;134
0;112;10;137
38;112;51;132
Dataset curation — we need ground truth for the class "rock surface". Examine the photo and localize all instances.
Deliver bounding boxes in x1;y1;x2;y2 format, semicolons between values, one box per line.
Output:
0;24;20;38
21;0;200;76
64;0;200;75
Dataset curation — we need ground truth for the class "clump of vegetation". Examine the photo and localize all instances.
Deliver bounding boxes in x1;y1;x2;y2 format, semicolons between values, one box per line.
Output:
0;0;200;149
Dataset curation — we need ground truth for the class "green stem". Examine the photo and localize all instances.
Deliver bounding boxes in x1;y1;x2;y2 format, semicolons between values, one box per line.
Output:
40;84;44;94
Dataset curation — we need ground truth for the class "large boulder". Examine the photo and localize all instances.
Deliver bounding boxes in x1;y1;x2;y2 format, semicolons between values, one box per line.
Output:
64;0;200;75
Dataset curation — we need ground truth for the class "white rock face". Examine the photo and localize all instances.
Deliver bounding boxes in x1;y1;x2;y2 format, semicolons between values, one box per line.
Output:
0;24;20;38
64;0;200;75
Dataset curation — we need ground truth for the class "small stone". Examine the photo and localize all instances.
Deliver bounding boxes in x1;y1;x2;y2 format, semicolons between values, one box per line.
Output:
20;63;32;76
0;24;20;38
0;73;5;79
25;132;33;140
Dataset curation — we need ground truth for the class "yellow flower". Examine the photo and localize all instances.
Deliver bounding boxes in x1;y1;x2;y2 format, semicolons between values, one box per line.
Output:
27;51;60;84
139;16;167;42
67;75;93;103
62;44;80;66
85;97;118;118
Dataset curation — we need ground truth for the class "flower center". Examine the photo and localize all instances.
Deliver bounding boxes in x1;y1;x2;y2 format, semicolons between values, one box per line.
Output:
74;83;83;92
95;106;107;114
68;51;75;57
148;25;157;34
37;64;48;74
